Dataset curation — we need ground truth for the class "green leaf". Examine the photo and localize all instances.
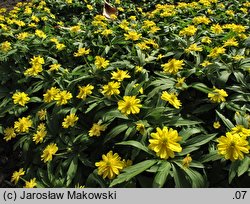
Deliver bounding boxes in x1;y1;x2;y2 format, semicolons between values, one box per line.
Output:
200;150;222;163
110;160;157;187
176;146;199;156
66;157;78;186
191;82;212;93
184;133;217;147
174;162;206;187
168;118;203;126
237;157;250;177
182;167;206;187
216;110;234;129
153;161;171;188
179;127;202;141
229;160;241;184
104;123;128;143
172;164;191;187
116;140;154;156
85;170;106;188
102;109;128;121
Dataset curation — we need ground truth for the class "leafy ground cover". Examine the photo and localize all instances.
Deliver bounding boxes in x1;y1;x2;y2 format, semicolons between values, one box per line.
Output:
0;0;250;188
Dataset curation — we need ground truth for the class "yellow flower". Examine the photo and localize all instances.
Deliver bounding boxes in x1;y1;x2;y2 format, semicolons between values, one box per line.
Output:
142;20;156;29
101;29;113;37
24;64;43;76
43;87;60;103
201;60;212;67
217;132;250;161
62;113;78;128
95;56;109;69
24;6;32;14
232;55;245;61
11;168;25;185
136;122;146;135
192;16;211;25
133;84;143;94
185;43;203;53
50;37;59;44
3;127;16;141
207;47;226;58
135;66;143;73
175;77;186;88
0;41;11;52
208;87;228;103
226;10;234;16
182;154;192;168
66;0;72;4
118;96;142;115
24;178;37;188
69;25;81;32
179;25;197;36
35;29;47;39
56;43;66;51
161;59;184;74
33;128;47;144
41;143;58;163
210;24;223;34
148;127;182;159
49;63;61;71
201;36;212;44
124;31;142;41
101;81;120;96
129;16;136;21
136;42;150;50
213;121;221;129
77;84;94;100
54;90;73;105
12;92;30;106
119;20;129;30
95;151;124;179
161;91;182;109
148;26;161;34
14;116;33;133
111;69;131;81
223;37;238;47
75;183;85;188
30;55;45;65
31;15;40;23
17;32;30;40
87;4;93;10
231;125;250;138
122;159;132;168
89;123;106;137
74;47;91;57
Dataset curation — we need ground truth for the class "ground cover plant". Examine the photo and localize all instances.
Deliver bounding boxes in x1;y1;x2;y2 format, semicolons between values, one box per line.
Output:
0;0;250;188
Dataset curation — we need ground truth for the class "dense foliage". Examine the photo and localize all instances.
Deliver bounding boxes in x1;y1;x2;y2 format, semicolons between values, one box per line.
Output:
0;0;250;187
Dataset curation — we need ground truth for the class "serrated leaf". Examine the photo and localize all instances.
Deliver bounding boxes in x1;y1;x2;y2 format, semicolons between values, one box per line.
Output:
110;160;157;187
